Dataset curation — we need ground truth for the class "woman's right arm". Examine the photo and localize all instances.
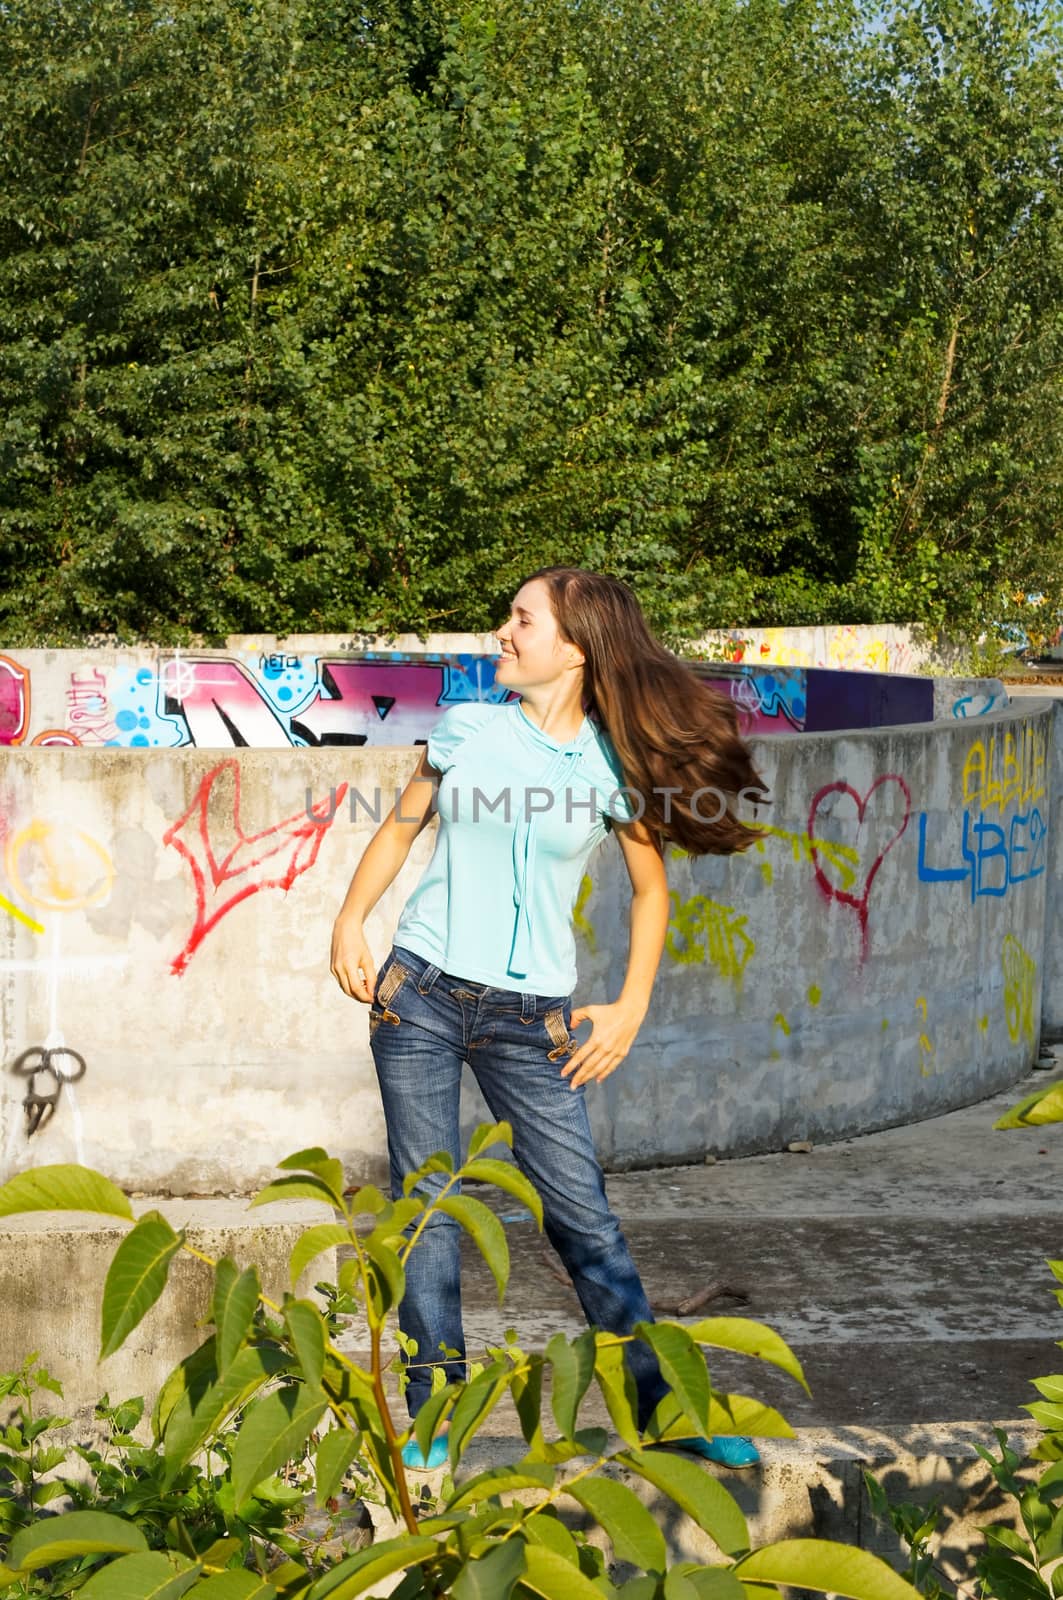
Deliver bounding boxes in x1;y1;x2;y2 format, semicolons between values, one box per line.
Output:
330;748;439;1003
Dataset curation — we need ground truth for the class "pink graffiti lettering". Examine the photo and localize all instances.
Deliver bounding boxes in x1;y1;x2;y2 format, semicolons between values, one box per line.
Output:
66;669;119;743
0;655;30;746
162;658;292;747
808;776;912;963
293;662;445;746
163;759;349;976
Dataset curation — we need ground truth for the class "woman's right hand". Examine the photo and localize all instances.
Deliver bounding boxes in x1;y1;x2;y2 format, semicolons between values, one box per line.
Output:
330;912;376;1003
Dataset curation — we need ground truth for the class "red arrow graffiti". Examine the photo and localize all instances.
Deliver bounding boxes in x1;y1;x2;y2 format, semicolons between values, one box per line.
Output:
164;759;348;976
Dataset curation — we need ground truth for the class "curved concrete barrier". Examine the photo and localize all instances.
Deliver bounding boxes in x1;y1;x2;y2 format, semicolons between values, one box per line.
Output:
580;698;1051;1165
0;696;1052;1188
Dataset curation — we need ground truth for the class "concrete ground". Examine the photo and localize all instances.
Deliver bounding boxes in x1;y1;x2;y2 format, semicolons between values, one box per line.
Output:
337;1061;1063;1578
338;1063;1063;1431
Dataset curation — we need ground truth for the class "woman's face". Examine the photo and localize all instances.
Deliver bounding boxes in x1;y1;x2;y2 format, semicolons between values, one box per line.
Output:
493;579;582;690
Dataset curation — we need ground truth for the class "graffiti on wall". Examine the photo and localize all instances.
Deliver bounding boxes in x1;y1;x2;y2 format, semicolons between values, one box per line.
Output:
712;626;919;675
918;725;1048;901
707;668;807;734
665;893;756;985
1002;933;1038;1046
807;776;913;962
0;650;819;748
163;759;349;976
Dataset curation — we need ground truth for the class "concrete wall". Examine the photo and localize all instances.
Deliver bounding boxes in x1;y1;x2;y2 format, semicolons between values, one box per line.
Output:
0;699;1050;1189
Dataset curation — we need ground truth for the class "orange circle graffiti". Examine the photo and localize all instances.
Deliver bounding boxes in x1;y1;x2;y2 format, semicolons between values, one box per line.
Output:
5;820;114;911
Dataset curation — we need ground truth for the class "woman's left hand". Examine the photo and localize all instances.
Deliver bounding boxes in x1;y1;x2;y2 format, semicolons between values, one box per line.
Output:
561;1000;647;1089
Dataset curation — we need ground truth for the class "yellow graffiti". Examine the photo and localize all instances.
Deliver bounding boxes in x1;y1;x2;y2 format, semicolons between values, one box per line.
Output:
1002;934;1037;1046
5;820;114;912
572;873;597;953
962;725;1047;814
0;892;44;935
666;892;756;984
750;825;860;889
807;984;821;1007
915;996;934;1077
774;1012;791;1036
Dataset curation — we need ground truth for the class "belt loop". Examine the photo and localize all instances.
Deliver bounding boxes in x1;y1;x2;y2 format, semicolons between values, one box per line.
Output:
521;992;536;1024
417;962;441;995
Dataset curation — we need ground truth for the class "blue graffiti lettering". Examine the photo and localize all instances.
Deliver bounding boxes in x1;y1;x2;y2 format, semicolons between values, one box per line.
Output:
917;808;1047;901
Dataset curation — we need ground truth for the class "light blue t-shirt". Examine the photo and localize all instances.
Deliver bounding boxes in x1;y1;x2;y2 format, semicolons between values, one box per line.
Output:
394;700;635;995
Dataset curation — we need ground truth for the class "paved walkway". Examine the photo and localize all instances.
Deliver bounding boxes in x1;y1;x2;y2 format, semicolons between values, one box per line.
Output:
339;1063;1063;1435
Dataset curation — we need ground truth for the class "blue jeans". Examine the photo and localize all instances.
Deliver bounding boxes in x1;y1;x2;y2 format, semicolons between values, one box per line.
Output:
369;943;669;1425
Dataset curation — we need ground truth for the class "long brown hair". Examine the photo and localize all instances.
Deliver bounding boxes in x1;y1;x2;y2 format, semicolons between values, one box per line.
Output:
526;566;770;855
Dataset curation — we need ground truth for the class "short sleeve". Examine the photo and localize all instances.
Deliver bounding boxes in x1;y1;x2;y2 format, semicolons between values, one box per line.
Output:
426;704;499;775
591;726;638;827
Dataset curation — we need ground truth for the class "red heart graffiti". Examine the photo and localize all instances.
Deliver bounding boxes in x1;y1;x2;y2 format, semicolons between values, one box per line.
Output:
807;775;911;962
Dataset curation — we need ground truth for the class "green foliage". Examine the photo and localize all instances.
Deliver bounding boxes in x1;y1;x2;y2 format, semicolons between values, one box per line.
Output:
0;1125;922;1598
0;0;1060;644
865;1261;1063;1600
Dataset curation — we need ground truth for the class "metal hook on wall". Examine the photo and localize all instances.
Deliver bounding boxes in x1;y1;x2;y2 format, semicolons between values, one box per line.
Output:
11;1047;87;1137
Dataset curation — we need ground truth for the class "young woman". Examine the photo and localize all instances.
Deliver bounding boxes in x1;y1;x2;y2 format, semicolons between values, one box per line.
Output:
330;567;768;1469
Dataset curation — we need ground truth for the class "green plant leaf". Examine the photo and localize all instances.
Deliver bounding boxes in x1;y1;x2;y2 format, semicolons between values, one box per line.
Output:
153;1339;219;1444
231;1383;329;1508
461;1159;544;1228
651;1389;794;1441
451;1540;526;1600
736;1541;922;1599
413;1384;457;1464
684;1318;809;1392
468;1122;513;1160
284;1300;327;1391
306;1535;438;1599
437;1195;509;1300
616;1579;660;1600
978;1550;1051;1600
79;1551;201;1599
163;1344;290;1482
361;1233;405;1317
566;1476;667;1573
519;1542;607;1598
100;1212;184;1359
546;1329;597;1438
186;1576;277;1598
289;1225;351;1288
594;1339;641;1449
315;1427;360;1507
995;1082;1063;1129
0;1165;133;1222
665;1568;745;1600
619;1450;749;1557
522;1508;582;1563
448;1461;554;1510
449;1366;512;1466
252;1177;341;1210
278;1152;346;1203
635;1323;711;1436
402;1154;455;1198
10;1510;149;1570
279;1148;332;1171
214;1260;261;1375
199;1538;243;1572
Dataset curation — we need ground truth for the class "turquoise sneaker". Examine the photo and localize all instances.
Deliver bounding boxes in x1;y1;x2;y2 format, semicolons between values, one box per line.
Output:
652;1435;760;1468
401;1432;449;1470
